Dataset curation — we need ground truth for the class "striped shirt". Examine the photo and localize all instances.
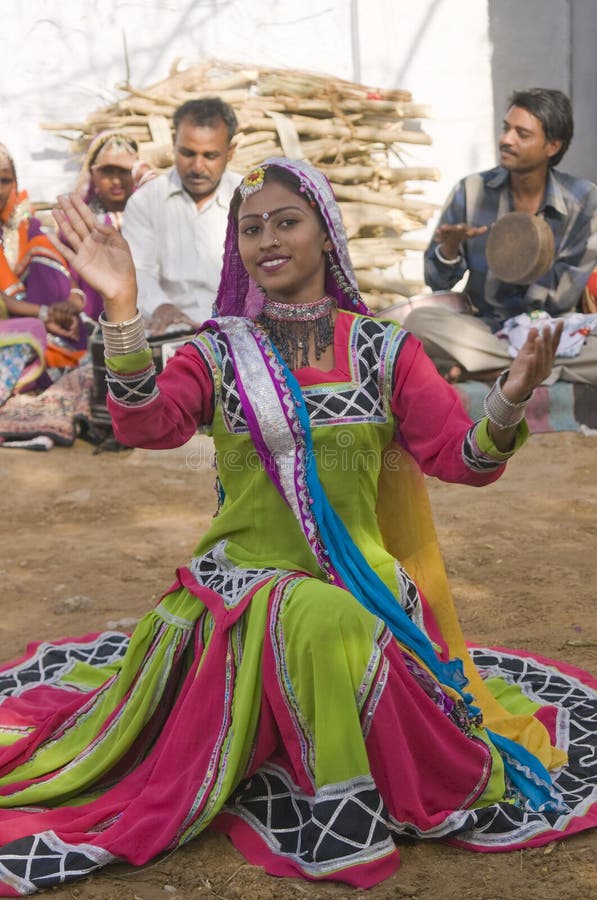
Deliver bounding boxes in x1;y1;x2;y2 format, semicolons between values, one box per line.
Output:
424;166;597;329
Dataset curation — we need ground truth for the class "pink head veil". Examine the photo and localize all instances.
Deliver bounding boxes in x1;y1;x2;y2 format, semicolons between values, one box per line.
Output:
215;157;369;317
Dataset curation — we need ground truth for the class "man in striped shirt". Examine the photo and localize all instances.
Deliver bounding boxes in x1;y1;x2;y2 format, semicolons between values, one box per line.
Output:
406;89;597;384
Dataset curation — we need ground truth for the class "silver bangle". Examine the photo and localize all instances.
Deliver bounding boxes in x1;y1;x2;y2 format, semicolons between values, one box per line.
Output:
435;244;463;266
99;310;143;331
483;371;530;429
37;304;49;322
99;310;148;355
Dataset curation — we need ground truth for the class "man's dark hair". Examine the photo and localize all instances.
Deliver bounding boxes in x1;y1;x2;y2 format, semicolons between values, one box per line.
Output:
507;88;573;167
173;97;238;143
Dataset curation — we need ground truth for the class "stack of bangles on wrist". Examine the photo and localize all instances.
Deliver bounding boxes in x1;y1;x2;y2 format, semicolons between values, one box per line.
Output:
483;371;531;429
99;311;148;355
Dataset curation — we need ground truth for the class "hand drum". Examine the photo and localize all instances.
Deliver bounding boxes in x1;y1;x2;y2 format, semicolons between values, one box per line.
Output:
486;211;554;284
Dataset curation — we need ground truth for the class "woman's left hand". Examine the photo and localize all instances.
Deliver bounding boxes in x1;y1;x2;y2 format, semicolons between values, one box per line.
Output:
46;302;80;341
501;321;563;403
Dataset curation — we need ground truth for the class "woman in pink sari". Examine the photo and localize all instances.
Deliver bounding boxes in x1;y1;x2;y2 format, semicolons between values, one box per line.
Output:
0;159;592;895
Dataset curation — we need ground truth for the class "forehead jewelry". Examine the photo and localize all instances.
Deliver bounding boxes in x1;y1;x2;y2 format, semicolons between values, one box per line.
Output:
240;166;266;200
240;164;318;210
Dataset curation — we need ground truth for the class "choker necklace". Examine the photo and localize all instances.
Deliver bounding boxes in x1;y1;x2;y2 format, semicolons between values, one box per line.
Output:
257;296;336;370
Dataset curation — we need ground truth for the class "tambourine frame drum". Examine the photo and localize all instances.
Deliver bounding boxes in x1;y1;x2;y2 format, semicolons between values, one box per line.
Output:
486;211;555;284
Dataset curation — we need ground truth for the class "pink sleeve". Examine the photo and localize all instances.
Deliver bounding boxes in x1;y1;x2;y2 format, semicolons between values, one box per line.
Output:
391;333;504;486
108;342;215;449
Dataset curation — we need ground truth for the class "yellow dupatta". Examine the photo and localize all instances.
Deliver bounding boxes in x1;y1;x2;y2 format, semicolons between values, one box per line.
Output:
377;443;566;771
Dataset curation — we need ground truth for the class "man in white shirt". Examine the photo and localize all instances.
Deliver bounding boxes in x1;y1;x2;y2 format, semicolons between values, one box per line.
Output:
122;97;242;332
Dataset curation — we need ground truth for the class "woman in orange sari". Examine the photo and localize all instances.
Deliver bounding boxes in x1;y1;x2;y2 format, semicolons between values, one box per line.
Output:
68;131;154;322
0;143;84;401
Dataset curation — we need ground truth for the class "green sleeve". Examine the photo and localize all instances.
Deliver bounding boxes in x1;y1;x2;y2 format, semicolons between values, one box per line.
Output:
105;348;153;374
475;416;529;459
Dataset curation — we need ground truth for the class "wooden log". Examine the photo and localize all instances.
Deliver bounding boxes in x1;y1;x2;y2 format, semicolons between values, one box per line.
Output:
293;139;375;163
139;143;174;168
234;130;276;149
235;113;432;145
348;236;428;253
112;98;178;116
318;164;376;184
230;142;280;169
147;115;172;145
377;166;440;183
41;121;93;132
239;97;431;120
349;250;405;269
256;69;412;103
339;202;421;238
360;291;409;311
332;184;436;220
355;269;425;295
126;64;257;97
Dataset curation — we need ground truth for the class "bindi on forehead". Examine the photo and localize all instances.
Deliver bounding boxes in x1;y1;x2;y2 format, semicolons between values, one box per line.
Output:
239;204;305;222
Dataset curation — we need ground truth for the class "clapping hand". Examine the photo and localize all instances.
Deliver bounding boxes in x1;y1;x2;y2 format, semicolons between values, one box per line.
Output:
434;222;488;260
52;194;138;320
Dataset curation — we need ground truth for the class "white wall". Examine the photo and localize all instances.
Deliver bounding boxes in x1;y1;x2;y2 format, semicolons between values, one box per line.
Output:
358;0;495;206
1;0;494;219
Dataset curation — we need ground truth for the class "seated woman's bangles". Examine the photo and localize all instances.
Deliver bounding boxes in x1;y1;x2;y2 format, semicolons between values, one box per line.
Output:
99;311;148;355
483;371;530;428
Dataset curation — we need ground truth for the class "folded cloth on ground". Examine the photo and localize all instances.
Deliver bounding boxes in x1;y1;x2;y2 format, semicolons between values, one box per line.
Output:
0;363;93;448
497;310;597;358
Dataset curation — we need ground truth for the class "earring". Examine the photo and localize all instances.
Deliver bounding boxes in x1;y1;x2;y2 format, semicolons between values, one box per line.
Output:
326;251;360;306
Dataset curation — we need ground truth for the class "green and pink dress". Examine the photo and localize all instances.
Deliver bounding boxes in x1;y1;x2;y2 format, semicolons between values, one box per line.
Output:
0;310;593;895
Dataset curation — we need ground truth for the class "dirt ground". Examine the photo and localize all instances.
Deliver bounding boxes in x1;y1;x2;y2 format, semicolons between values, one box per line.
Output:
1;430;596;900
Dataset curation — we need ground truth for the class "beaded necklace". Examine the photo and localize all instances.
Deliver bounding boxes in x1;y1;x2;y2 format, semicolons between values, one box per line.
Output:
257;295;335;370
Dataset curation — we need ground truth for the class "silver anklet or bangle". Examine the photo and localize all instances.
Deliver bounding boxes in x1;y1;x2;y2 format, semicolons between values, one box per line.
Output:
435;245;463;266
99;311;148;355
483;371;530;429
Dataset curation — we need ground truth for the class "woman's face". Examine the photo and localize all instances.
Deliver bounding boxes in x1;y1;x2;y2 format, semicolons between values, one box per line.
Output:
90;147;136;211
0;164;15;214
237;179;331;304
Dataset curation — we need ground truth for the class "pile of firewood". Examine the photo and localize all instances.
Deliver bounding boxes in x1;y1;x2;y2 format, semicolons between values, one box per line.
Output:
43;59;438;310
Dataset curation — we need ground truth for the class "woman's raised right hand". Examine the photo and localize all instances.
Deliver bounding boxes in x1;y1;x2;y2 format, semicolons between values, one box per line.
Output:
52;194;138;320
